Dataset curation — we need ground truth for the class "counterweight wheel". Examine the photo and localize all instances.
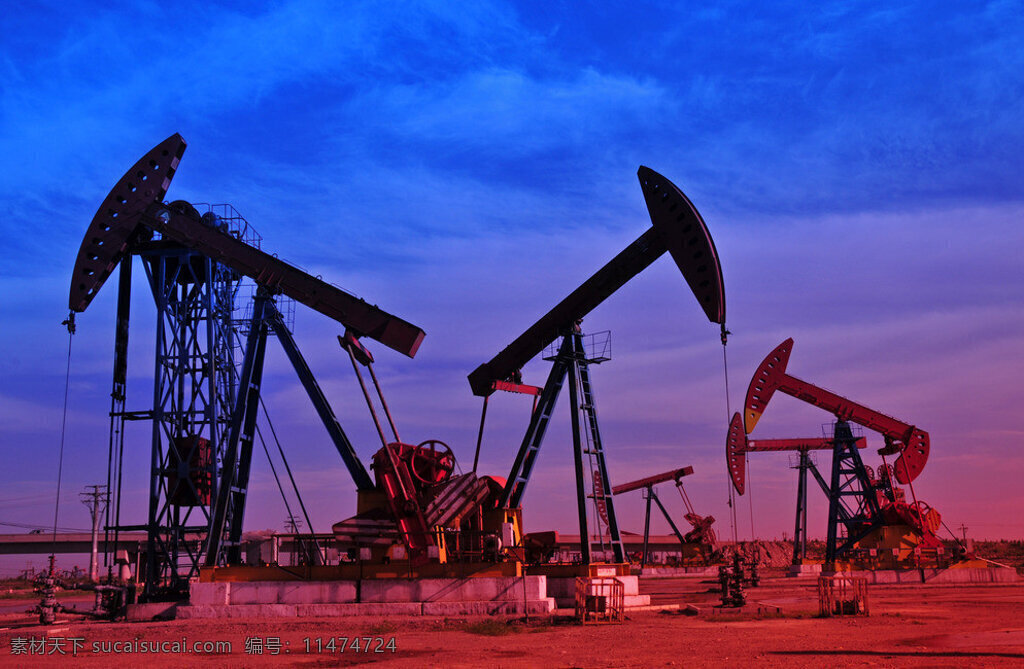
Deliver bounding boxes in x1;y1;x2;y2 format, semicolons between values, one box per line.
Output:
411;440;455;486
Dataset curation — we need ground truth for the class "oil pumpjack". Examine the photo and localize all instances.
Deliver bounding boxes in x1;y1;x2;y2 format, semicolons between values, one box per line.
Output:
732;339;943;570
68;134;493;598
611;466;718;566
468;166;726;566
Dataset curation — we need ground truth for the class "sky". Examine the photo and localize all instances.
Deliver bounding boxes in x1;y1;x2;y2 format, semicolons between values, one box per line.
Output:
1;1;1022;573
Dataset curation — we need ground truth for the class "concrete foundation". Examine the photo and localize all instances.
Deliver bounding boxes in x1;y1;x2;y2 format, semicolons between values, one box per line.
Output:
546;575;650;608
787;563;823;577
180;573;659;618
638;566;719;578
181;576;556;618
857;567;1019;584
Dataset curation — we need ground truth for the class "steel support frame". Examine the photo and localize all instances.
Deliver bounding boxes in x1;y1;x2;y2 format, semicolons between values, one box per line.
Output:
104;260;132;576
205;293;376;568
268;316;374;491
137;245;238;599
205;292;271;567
500;332;625;564
640;485;687;567
825;421;883;568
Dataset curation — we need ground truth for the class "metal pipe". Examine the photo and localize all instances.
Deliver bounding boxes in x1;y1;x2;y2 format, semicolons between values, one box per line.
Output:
366;362;401;444
473;396;489;474
345;345;389;448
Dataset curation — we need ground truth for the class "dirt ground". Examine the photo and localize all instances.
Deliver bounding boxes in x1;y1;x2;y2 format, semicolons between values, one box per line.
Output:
1;571;1023;667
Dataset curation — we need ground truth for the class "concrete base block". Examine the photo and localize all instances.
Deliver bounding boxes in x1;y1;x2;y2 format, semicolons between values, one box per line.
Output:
547;576;650;609
926;567;1019;584
788;564;823;577
190;582;230;605
354;602;424;616
293;602;422;617
824;567;1020;585
360;576;546;603
177;598;555;619
175;605;215;619
178;604;295;619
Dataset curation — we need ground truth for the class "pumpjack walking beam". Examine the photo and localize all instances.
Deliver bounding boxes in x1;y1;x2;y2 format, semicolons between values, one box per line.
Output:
744;339;928;484
471;167;725;565
469;167;725;397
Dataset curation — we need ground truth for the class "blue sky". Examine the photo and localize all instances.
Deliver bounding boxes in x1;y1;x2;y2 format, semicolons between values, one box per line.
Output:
1;1;1023;571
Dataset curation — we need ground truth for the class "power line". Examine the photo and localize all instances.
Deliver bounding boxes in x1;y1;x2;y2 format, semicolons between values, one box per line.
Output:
0;520;91;532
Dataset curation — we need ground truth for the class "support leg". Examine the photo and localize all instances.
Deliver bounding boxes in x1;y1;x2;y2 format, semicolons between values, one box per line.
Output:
793;450;809;565
641;486;653;567
567;357;591;565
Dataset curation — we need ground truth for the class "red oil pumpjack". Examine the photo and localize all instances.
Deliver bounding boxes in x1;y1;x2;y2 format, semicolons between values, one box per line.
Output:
611;466;718;566
739;339;943;569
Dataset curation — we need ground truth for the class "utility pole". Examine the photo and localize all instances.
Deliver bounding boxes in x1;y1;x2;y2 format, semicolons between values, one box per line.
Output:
80;485;108;582
285;515;302;566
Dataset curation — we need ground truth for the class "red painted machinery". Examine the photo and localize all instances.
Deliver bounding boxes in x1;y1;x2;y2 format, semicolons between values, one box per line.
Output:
335;331;516;567
744;339;927;484
740;339;943;568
